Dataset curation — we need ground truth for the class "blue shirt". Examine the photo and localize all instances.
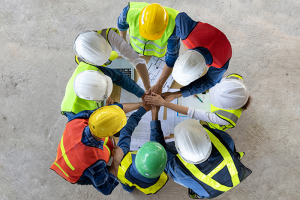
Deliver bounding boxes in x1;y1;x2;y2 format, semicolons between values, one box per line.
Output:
98;65;145;98
150;121;236;198
64;104;123;195
117;108;165;192
175;12;230;97
117;5;180;68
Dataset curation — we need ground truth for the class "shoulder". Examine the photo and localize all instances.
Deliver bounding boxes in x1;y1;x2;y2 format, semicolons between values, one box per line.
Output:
175;12;198;39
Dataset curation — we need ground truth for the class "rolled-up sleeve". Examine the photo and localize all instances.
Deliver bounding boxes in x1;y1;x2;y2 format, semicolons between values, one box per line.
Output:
165;32;180;68
117;5;130;31
79;160;119;195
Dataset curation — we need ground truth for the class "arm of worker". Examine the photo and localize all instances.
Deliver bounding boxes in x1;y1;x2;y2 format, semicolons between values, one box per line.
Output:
108;146;124;177
117;104;150;155
107;30;150;91
78;160;119;195
145;93;229;125
180;61;229;97
122;102;143;114
117;5;130;41
98;66;145;98
149;106;176;162
148;32;180;94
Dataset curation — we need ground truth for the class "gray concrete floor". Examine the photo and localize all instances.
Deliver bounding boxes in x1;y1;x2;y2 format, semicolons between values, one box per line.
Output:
1;0;300;199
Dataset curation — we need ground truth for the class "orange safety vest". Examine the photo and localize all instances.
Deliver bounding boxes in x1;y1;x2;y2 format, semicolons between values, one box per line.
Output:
50;118;114;183
182;22;232;69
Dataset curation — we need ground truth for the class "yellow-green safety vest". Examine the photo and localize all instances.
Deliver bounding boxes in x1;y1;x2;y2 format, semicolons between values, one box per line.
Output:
118;151;169;195
126;2;179;57
176;127;247;198
207;74;244;131
60;62;103;114
75;28;119;66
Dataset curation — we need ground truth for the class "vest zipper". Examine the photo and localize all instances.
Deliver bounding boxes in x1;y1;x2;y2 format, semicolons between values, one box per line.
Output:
143;40;149;55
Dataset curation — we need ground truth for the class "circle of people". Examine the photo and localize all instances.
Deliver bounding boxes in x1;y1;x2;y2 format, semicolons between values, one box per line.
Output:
51;2;252;199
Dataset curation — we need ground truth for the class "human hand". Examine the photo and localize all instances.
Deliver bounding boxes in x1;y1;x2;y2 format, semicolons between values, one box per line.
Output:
151;105;161;120
105;96;114;106
147;84;163;96
141;93;151;111
112;146;124;163
161;92;177;102
145;93;165;106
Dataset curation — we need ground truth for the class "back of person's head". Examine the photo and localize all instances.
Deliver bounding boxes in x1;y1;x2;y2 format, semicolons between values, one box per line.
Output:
174;119;212;164
89;105;127;138
135;141;167;179
210;74;250;110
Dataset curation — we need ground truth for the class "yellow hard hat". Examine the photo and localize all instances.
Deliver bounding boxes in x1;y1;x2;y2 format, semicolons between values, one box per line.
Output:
89;105;127;138
139;3;169;40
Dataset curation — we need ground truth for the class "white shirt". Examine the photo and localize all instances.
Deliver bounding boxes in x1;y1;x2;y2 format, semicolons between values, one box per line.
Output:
107;30;146;68
187;107;229;125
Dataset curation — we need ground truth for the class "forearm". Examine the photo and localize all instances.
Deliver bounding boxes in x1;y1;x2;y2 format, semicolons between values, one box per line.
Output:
150;121;166;147
163;101;188;115
157;64;173;87
100;66;145;98
118;107;147;154
120;30;127;41
136;63;150;91
152;110;159;121
108;160;120;177
122;102;143;114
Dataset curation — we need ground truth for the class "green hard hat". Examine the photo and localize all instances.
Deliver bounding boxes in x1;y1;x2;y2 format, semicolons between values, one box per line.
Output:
135;141;167;179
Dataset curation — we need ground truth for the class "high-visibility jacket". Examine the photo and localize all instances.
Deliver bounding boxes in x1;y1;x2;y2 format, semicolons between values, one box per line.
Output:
75;28;119;66
61;62;104;114
182;22;232;69
117;152;168;194
207;74;244;131
50;118;114;183
126;2;179;57
175;126;251;199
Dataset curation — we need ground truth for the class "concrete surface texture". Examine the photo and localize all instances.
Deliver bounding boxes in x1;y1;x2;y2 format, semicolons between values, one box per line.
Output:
0;0;299;199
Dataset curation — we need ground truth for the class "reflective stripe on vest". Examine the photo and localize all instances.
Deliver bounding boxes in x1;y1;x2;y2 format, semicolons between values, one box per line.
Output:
207;104;242;131
50;118;114;183
126;2;179;57
182;22;232;68
117;152;168;194
61;62;103;114
176;128;240;192
207;73;244;130
75;28;119;67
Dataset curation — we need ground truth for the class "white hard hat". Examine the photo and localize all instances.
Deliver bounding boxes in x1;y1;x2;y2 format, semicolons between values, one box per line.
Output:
209;77;249;110
73;30;112;66
172;50;207;86
174;119;212;164
73;70;113;101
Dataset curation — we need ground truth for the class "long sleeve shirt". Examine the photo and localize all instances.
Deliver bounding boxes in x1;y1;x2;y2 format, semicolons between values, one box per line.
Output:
67;103;123;195
107;29;146;68
150;121;236;198
187;107;229;125
117;4;181;68
97;65;145;98
175;12;230;97
117;107;147;155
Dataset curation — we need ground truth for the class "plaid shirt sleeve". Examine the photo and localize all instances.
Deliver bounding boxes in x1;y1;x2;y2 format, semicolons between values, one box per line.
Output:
79;160;119;195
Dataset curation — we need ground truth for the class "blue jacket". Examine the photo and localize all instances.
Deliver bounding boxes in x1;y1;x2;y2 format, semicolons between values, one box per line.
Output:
175;12;229;97
150;121;240;198
65;103;123;195
117;108;167;192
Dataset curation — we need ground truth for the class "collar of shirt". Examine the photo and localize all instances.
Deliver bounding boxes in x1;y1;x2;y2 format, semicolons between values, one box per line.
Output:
81;126;104;150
